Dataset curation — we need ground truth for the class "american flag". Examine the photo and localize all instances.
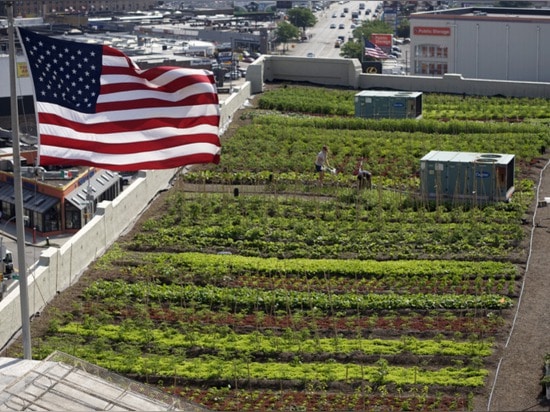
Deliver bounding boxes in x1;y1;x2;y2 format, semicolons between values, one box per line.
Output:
18;28;221;171
364;39;390;60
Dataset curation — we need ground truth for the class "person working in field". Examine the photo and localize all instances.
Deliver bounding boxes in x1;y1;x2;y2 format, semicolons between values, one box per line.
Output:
315;145;332;184
354;158;372;189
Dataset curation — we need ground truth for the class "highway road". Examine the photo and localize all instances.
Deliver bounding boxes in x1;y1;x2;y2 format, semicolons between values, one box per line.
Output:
289;1;383;58
287;1;408;74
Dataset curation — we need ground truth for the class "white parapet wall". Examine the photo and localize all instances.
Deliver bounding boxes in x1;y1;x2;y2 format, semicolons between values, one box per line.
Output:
263;55;361;89
245;56;550;99
0;168;177;349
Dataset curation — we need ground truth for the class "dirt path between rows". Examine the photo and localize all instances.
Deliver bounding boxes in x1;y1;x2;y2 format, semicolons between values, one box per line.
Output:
476;159;550;412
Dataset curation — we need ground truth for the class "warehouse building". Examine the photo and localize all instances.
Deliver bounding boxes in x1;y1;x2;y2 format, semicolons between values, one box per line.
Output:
409;7;550;82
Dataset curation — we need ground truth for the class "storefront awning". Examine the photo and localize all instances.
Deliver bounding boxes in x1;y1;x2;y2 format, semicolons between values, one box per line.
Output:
0;182;59;214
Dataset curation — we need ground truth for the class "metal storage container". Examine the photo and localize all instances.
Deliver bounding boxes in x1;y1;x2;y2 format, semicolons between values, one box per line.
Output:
420;151;515;203
354;91;422;119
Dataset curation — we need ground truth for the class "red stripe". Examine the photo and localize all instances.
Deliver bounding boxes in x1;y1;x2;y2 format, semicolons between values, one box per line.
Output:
95;93;219;112
39;153;221;171
38;112;220;133
101;75;215;94
134;66;214;84
102;45;134;63
40;133;220;155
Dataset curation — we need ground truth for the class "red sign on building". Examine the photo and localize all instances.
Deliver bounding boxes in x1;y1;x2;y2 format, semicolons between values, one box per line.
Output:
370;33;393;47
413;26;451;36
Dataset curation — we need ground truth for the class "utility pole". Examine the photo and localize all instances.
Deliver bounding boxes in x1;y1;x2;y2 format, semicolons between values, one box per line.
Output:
6;0;32;360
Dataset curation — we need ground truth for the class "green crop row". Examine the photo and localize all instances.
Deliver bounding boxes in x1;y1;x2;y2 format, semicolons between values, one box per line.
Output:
103;251;517;295
137;252;518;279
34;336;488;388
256;86;550;121
58;321;492;357
127;193;526;261
83;280;513;312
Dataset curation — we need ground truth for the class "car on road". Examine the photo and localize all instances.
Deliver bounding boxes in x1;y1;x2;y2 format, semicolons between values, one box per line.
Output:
224;70;241;80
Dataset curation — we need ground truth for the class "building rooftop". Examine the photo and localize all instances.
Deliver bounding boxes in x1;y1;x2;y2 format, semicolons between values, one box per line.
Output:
413;6;550;22
0;351;209;411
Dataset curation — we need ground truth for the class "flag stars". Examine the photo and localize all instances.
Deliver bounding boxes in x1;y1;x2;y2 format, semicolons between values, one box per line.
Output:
21;29;103;112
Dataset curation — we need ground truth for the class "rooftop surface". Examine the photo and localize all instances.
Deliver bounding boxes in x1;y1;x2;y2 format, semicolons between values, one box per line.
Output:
413;6;550;21
0;351;208;411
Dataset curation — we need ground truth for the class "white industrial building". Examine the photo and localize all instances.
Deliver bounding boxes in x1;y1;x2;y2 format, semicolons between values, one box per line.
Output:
409;7;550;82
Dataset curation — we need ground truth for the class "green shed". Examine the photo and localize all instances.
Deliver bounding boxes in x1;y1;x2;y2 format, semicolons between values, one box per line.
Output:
354;91;422;119
420;151;515;203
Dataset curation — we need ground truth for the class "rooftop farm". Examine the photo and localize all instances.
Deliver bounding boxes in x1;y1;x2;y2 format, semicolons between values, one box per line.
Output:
22;86;550;411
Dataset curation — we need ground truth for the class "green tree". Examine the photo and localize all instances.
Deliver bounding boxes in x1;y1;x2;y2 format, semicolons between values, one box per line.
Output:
274;21;300;54
395;18;410;39
286;7;317;36
339;40;363;61
352;20;393;43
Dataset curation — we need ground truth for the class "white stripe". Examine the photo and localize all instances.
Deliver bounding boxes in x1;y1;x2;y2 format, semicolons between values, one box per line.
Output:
97;80;216;103
143;68;212;86
37;102;220;124
102;54;131;68
40;142;221;164
39;123;219;142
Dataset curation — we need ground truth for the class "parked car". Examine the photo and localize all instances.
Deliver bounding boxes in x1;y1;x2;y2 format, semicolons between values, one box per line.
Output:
338;23;345;29
224;70;241;80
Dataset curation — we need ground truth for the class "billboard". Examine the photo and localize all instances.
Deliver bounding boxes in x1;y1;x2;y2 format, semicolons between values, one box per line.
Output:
234;1;276;15
362;62;382;74
370;33;392;48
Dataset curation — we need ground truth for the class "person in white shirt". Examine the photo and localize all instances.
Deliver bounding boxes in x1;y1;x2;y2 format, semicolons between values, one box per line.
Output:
315;146;331;184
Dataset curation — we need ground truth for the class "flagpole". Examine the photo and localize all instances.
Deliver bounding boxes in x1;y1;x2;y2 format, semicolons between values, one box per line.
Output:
6;0;32;360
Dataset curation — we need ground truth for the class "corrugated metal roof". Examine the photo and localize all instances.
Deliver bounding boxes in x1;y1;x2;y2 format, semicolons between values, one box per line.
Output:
66;170;120;210
0;182;58;214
